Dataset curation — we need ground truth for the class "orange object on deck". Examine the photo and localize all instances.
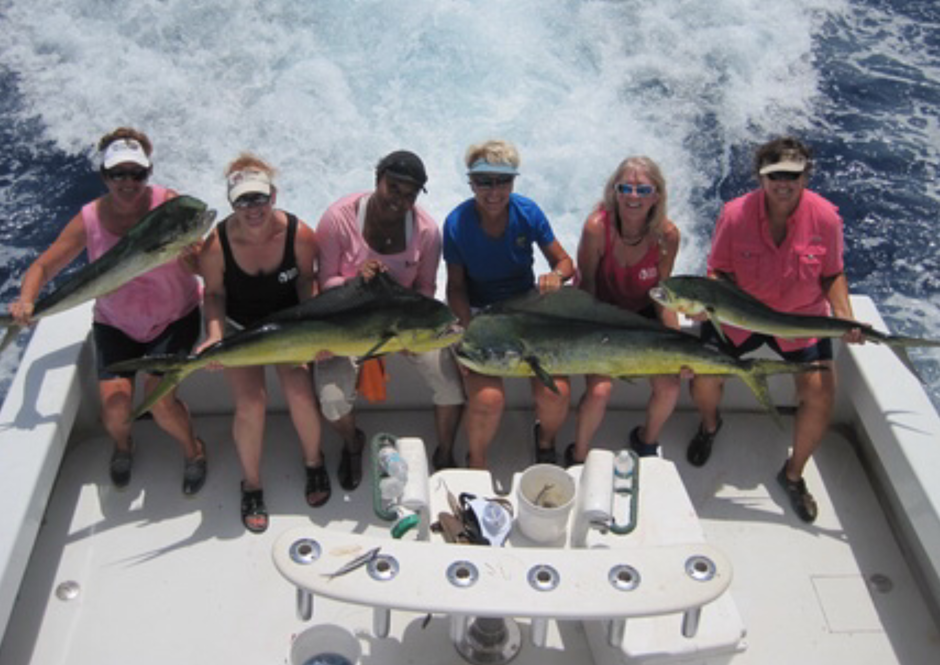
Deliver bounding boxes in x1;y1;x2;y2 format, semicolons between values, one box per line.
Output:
357;357;389;402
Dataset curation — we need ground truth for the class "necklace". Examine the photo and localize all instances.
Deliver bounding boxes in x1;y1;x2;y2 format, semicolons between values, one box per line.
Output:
620;232;646;247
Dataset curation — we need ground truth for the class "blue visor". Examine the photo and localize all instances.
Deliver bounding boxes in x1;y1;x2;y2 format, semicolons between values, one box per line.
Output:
467;159;519;176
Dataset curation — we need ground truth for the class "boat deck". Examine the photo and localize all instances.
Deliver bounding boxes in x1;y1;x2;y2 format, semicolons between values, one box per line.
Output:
1;400;937;664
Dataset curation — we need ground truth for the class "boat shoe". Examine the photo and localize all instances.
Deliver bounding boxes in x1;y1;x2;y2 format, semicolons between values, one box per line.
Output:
686;415;723;467
338;429;365;491
182;439;208;497
629;426;661;458
109;443;134;489
777;462;818;523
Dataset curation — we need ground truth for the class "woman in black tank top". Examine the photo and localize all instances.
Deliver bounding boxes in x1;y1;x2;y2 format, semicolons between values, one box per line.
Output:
197;154;327;534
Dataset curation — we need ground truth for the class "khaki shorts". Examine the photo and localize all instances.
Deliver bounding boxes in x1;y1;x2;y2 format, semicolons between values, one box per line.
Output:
314;348;465;422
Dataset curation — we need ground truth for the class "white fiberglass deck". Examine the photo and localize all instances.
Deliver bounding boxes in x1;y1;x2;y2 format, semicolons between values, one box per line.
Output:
0;401;936;664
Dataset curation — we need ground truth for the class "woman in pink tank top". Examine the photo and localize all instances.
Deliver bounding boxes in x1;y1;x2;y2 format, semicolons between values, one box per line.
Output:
8;128;207;495
569;156;682;465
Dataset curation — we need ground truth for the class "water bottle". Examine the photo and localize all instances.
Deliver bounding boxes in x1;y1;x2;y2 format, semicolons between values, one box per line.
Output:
377;444;408;481
613;450;634;491
377;442;408;502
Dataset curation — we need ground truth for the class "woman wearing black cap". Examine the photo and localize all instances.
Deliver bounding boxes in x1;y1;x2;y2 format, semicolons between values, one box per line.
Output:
314;150;465;488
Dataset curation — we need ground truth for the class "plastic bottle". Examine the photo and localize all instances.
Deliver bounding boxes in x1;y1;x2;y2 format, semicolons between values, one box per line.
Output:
377;445;408;481
377;443;408;502
613;450;634;491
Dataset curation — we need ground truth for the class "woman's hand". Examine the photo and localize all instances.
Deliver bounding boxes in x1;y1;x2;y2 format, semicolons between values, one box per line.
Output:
359;259;387;281
8;300;35;326
537;270;564;293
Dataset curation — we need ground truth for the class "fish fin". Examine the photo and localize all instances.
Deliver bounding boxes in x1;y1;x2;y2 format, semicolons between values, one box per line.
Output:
887;346;928;383
497;287;661;330
0;323;23;354
128;369;187;421
706;311;729;344
525;355;559;394
361;334;393;361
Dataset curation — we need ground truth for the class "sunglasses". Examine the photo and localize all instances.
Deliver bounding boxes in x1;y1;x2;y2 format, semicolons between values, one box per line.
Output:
233;193;272;209
471;176;515;190
106;168;150;182
616;183;656;197
765;171;803;182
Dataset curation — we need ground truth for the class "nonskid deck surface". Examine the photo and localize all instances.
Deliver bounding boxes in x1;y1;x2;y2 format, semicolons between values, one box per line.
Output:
0;407;937;665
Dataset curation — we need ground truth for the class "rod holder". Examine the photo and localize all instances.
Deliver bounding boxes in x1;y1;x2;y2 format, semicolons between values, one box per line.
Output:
374;607;391;638
296;588;313;621
682;606;702;638
607;618;626;648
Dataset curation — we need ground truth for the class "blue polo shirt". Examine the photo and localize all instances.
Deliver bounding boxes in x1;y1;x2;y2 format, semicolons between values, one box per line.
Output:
443;193;556;308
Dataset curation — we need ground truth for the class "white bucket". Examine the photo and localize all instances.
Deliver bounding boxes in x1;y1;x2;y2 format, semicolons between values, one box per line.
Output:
290;624;362;665
516;464;577;545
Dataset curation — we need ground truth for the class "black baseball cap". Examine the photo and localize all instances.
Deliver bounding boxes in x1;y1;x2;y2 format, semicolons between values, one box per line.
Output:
376;150;428;192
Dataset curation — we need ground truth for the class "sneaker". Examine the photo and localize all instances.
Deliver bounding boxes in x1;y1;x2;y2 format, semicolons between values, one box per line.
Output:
182;438;208;496
687;415;723;467
776;462;818;523
109;445;134;489
629;426;660;458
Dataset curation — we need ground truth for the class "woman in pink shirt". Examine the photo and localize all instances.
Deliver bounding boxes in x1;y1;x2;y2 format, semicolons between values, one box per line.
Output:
315;151;465;489
8;128;206;494
688;136;865;524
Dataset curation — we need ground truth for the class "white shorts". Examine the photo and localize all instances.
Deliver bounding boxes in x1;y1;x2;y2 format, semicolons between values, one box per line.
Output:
314;348;465;422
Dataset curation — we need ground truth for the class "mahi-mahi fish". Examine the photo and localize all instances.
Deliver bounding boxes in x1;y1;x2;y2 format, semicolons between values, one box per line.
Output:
649;275;940;347
108;272;463;419
455;288;825;427
0;195;216;352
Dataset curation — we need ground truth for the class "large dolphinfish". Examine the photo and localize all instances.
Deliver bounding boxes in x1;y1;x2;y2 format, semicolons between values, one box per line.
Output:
0;195;216;352
649;275;940;347
108;272;463;419
455;288;825;426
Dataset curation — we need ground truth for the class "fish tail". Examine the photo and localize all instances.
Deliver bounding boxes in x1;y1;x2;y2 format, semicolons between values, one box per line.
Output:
129;369;188;421
736;366;784;430
0;321;22;354
881;333;940;348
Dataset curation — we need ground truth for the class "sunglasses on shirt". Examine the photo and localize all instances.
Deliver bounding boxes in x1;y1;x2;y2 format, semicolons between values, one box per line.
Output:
105;168;150;182
616;183;656;197
765;171;803;182
470;176;515;190
233;193;272;209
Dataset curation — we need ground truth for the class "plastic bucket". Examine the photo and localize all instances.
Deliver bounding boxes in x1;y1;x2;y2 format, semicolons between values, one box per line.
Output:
516;464;577;544
290;624;362;665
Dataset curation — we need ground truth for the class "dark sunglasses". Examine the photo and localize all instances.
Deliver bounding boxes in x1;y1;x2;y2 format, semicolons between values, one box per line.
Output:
616;183;656;197
470;176;514;190
233;193;272;209
106;168;150;182
765;171;803;182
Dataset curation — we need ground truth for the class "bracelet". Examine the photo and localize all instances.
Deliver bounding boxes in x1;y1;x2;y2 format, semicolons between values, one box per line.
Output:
552;269;567;282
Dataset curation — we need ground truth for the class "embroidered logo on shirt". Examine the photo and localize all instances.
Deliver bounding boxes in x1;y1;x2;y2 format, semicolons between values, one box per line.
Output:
278;267;299;284
515;235;528;248
638;267;659;282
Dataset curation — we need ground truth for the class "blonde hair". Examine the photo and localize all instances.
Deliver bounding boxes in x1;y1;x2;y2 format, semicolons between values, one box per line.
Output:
97;127;153;156
601;156;668;238
464;139;521;170
224;152;277;180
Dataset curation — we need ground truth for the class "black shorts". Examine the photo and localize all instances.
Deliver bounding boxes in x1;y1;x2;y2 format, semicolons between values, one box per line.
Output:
94;307;201;380
700;321;833;363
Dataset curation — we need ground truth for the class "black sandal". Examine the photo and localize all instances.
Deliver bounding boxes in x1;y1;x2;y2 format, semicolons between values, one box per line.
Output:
687;415;723;467
240;483;268;534
338;429;365;491
305;459;332;507
563;443;584;468
533;422;557;465
432;445;458;471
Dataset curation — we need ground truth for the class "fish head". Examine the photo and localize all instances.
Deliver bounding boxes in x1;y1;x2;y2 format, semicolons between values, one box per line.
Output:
391;297;464;353
153;196;217;252
454;313;527;375
649;279;708;317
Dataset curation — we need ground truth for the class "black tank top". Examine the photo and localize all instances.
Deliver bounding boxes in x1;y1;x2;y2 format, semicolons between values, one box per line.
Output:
219;212;301;327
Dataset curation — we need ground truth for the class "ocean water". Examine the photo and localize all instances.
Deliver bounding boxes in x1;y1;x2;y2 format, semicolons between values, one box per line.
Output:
1;0;938;408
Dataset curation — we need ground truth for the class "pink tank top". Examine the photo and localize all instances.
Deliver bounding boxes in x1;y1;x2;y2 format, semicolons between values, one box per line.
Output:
594;210;661;312
84;186;201;342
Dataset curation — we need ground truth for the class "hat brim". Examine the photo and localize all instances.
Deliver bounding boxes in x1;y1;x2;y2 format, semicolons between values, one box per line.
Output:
759;159;806;175
467;161;519;177
228;181;272;203
103;153;151;170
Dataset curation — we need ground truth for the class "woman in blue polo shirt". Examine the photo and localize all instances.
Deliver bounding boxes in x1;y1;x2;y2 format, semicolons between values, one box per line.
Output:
444;139;574;469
